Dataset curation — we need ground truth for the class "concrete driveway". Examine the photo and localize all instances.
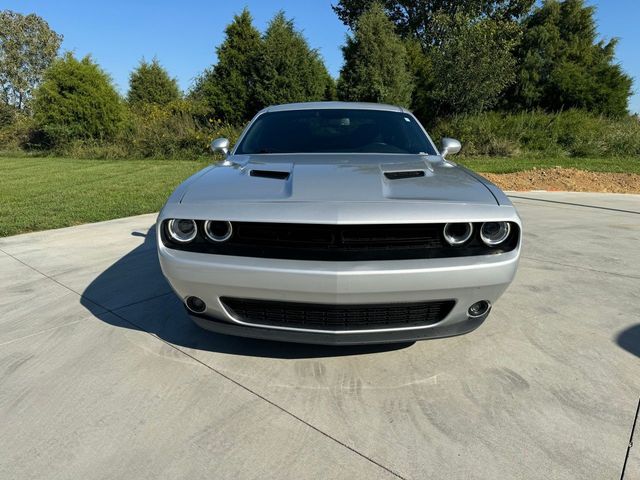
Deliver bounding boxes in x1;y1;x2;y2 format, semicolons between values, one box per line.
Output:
1;192;639;480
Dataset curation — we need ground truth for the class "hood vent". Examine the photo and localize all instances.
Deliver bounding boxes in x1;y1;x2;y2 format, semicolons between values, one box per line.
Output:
250;169;290;180
384;170;425;180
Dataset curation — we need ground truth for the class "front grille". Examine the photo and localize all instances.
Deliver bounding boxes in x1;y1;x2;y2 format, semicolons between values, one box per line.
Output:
161;221;520;261
221;297;455;331
234;223;443;250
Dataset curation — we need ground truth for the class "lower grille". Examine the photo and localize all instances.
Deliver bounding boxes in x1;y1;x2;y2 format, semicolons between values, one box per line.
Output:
221;297;455;331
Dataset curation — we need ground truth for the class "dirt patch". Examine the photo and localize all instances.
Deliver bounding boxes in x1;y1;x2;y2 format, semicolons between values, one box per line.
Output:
483;167;640;193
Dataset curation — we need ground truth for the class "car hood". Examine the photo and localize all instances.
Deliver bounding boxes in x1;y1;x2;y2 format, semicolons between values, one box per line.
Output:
179;154;497;205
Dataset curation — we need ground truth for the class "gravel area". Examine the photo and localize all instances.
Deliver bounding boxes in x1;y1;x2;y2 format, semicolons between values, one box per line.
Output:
484;167;640;193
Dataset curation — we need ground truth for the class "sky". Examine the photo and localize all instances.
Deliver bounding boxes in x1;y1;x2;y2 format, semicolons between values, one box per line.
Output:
4;0;640;114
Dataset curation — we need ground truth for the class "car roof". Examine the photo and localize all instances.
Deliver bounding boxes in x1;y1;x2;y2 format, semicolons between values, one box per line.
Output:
260;101;407;114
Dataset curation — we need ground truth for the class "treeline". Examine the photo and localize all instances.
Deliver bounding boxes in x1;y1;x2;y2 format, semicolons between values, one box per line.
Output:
0;1;638;160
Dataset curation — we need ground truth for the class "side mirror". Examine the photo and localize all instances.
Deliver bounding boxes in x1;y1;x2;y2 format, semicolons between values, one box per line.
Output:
440;137;461;158
211;137;230;156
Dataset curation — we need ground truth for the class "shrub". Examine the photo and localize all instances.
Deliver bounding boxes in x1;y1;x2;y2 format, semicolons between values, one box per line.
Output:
0;102;17;127
47;100;243;160
0;111;34;151
31;53;125;147
431;110;640;157
124;100;240;159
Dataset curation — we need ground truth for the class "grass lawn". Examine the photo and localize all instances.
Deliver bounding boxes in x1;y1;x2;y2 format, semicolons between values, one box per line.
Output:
0;157;208;237
1;155;639;237
458;155;640;174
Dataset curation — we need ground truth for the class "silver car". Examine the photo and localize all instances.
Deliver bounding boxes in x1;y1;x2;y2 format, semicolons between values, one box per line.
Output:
157;102;521;345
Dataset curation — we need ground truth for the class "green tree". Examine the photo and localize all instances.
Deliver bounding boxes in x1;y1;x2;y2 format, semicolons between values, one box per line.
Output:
0;10;62;110
128;58;180;106
508;0;632;116
337;3;413;106
254;12;331;107
190;8;262;124
333;1;527;118
32;53;125;146
332;0;533;48
422;15;520;117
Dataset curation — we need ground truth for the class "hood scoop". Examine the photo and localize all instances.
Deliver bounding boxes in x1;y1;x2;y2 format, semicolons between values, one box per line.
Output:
250;169;290;180
384;170;426;180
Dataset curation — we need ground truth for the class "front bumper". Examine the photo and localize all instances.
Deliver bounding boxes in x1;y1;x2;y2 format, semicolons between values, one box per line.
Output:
158;239;520;345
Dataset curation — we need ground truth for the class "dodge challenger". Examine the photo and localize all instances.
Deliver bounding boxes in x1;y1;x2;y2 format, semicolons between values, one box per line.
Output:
157;102;521;345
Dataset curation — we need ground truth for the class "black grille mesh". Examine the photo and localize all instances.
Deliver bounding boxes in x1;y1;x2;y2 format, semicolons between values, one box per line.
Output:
162;221;519;261
221;297;455;331
234;223;444;250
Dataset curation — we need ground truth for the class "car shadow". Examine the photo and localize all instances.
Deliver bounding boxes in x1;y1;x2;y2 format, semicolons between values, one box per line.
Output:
80;225;413;359
616;324;640;358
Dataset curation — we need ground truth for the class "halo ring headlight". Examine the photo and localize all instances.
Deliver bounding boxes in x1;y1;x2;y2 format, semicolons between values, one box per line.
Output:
167;219;197;243
443;222;473;246
480;222;511;246
204;220;233;242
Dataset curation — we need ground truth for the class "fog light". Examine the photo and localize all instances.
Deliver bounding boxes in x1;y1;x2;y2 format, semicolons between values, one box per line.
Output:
468;300;491;318
186;296;206;313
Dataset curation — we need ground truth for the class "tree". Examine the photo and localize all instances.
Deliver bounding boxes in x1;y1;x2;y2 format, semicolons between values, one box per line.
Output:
128;58;180;106
422;15;520;117
333;1;528;118
332;0;533;49
32;53;125;146
253;12;331;107
190;8;262;124
337;3;413;106
0;10;62;110
507;0;632;116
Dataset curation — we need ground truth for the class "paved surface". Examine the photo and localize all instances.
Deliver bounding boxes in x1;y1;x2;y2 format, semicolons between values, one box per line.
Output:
0;192;639;480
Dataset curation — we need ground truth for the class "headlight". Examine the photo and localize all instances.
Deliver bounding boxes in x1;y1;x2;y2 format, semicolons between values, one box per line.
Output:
443;222;473;246
204;220;233;242
167;219;197;243
480;222;511;246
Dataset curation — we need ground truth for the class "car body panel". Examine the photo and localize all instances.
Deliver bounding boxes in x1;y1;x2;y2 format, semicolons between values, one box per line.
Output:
178;154;498;206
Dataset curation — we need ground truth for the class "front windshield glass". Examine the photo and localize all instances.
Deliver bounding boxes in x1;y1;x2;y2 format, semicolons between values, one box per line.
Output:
235;109;437;155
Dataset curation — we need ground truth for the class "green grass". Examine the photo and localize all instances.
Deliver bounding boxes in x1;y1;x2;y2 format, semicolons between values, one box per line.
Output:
458;155;640;174
1;155;639;237
0;157;208;237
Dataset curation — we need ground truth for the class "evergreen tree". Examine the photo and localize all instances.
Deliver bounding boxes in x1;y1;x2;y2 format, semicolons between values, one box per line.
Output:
254;12;330;107
337;3;413;107
508;0;632;116
423;15;520;117
128;58;180;106
332;0;534;48
190;8;262;124
32;53;125;146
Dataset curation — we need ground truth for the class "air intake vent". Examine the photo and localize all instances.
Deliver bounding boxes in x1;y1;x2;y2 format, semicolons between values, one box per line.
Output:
250;170;290;180
384;170;425;180
221;297;456;331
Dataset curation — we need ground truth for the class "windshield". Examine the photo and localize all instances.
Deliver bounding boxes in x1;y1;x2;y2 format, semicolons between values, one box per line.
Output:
235;109;437;155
